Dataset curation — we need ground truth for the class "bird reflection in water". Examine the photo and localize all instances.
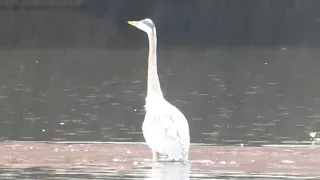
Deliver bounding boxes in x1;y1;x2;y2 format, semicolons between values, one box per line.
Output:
145;162;190;180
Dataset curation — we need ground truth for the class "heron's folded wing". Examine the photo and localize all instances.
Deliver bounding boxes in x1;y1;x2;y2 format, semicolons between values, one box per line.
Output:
160;109;190;143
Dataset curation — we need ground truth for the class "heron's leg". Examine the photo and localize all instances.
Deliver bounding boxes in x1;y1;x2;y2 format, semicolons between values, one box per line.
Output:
165;157;177;162
152;150;159;161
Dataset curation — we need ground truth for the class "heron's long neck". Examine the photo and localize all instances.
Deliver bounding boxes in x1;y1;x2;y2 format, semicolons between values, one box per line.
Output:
146;29;163;99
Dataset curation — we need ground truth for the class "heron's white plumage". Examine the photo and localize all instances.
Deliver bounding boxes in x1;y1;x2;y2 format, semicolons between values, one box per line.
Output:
143;96;190;161
128;18;190;162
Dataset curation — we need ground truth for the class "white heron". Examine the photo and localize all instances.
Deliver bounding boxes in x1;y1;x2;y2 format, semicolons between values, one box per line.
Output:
128;18;190;162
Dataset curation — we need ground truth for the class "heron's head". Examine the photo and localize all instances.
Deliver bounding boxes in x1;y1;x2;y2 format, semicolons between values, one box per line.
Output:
128;18;155;35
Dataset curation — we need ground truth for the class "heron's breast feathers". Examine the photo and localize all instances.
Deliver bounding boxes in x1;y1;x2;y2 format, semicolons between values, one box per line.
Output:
144;110;189;142
143;96;190;143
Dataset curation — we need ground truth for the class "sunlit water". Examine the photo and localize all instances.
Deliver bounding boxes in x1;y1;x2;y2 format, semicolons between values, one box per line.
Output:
0;141;319;179
0;165;319;180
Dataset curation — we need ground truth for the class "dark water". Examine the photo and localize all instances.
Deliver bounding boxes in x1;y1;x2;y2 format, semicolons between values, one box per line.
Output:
0;48;319;146
0;0;319;145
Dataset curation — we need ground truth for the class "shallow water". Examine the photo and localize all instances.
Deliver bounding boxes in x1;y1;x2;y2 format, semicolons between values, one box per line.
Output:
0;165;319;180
0;141;320;179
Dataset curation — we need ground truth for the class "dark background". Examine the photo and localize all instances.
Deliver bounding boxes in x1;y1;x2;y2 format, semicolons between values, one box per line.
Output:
0;0;319;145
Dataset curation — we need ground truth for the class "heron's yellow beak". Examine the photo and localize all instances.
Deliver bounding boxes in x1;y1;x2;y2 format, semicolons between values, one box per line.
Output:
128;21;137;27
